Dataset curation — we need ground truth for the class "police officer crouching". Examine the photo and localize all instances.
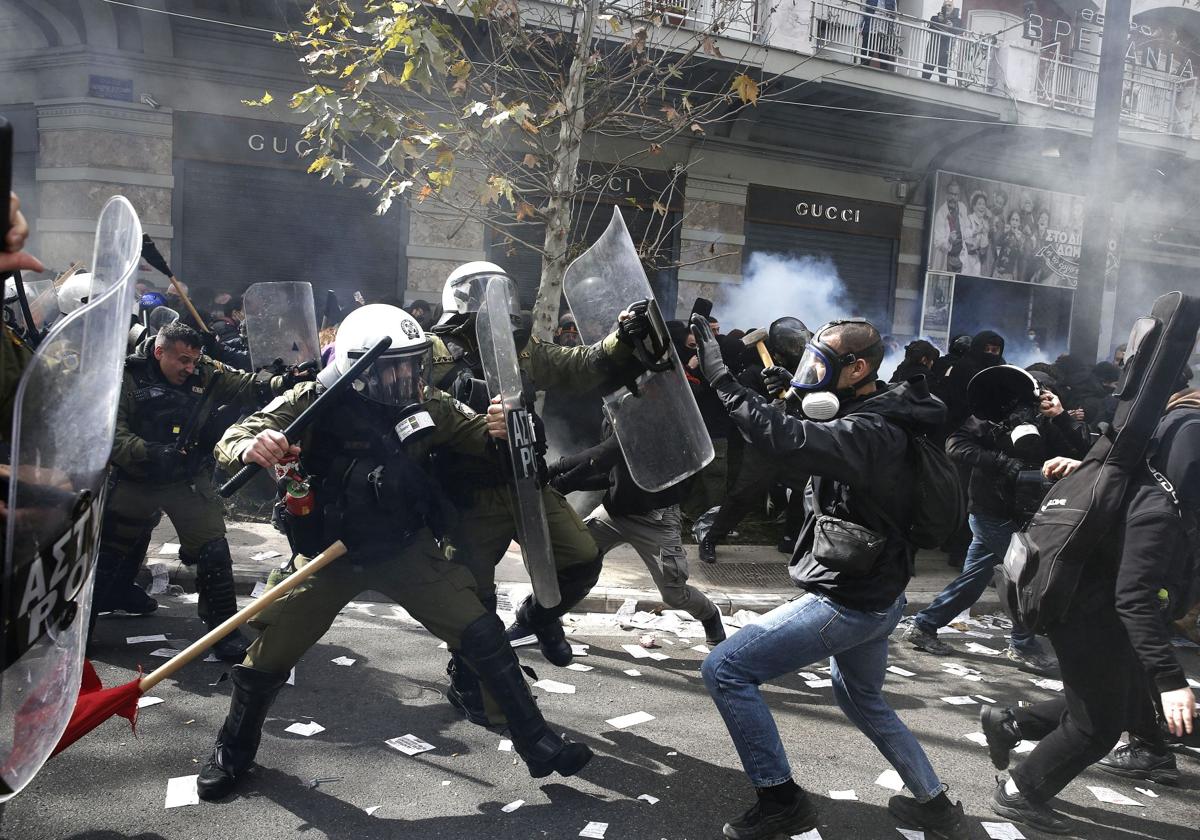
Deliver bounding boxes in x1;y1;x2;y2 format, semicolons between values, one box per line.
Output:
196;305;591;801
92;322;299;660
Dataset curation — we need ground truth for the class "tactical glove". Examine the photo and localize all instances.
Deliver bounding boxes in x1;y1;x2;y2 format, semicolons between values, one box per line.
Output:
616;299;652;346
761;365;793;396
689;314;731;387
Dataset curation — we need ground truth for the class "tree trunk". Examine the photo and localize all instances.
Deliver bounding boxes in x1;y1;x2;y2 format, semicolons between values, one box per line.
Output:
531;0;599;341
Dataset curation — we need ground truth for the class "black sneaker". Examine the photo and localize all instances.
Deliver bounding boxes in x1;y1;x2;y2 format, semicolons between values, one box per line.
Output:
702;612;727;646
990;779;1072;835
980;706;1022;770
776;536;796;555
1098;742;1180;784
97;584;158;616
887;792;970;840
722;790;818;840
699;536;718;565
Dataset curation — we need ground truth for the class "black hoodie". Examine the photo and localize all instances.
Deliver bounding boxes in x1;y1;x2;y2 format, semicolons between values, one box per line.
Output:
711;376;947;611
936;330;1006;437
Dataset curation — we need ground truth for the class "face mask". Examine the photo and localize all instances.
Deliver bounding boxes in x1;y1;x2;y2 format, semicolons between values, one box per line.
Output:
801;390;841;421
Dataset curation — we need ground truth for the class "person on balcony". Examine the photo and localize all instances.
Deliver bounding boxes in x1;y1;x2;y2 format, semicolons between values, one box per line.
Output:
923;0;962;82
860;0;898;70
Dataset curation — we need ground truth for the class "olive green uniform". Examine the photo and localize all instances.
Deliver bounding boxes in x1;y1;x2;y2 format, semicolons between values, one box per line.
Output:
214;383;495;672
430;334;632;600
0;324;32;443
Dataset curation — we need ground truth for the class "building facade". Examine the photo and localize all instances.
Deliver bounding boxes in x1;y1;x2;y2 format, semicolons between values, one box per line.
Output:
3;0;1197;357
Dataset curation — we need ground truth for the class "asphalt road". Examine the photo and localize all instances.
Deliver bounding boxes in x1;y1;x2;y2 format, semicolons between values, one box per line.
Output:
4;593;1198;840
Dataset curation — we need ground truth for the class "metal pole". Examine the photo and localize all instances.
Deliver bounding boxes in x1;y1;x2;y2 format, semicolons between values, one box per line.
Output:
1069;0;1130;360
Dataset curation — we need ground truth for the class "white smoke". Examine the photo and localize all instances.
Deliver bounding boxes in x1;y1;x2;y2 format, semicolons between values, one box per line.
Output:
717;253;877;335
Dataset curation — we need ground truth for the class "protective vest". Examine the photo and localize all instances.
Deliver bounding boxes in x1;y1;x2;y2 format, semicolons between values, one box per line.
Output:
126;353;208;446
289;392;448;555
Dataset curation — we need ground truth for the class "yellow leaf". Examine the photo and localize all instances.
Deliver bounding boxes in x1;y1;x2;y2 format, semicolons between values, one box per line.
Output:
516;201;537;221
731;73;759;105
401;60;415;85
435;149;455;168
262;91;274;105
418;184;434;202
652;200;668;216
307;155;333;174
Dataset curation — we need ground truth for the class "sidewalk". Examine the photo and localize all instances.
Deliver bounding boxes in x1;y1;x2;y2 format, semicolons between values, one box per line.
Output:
146;518;996;617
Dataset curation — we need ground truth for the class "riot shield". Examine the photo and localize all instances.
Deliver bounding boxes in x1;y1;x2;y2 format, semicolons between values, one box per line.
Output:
0;196;141;801
563;209;713;492
243;282;320;372
475;275;560;609
4;277;59;337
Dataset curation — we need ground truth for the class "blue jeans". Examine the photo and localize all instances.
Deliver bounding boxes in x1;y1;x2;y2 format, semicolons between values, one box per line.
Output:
913;512;1037;651
701;591;944;800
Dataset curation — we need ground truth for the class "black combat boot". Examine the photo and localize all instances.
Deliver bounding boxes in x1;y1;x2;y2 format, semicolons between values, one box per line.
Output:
92;548;159;616
446;597;505;727
698;535;719;564
196;665;288;801
702;611;727;646
461;613;592;779
504;558;602;667
194;538;249;662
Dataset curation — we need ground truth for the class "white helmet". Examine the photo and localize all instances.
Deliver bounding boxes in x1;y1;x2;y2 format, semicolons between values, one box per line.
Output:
57;272;95;315
439;261;509;323
320;303;432;407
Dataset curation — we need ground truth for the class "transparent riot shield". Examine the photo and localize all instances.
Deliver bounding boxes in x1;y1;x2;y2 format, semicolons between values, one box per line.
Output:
243;282;320;372
475;275;560;609
563;209;713;492
4;277;59;337
0;196;141;801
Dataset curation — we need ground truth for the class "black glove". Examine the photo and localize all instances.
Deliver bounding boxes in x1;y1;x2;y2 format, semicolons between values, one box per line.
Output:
200;330;221;357
997;454;1023;482
761;365;792;396
283;361;318;388
616;299;651;346
145;443;187;482
689;314;731;387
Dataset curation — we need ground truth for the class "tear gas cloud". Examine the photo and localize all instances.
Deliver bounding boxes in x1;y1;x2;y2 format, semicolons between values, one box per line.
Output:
718;252;887;337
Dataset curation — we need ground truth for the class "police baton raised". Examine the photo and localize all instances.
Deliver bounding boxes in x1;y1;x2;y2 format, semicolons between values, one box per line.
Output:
218;335;392;497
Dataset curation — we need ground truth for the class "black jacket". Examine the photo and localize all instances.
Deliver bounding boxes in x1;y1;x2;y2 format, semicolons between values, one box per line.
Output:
946;412;1090;518
549;433;684;516
1111;404;1200;693
711;376;946;611
934;330;1006;437
889;361;932;384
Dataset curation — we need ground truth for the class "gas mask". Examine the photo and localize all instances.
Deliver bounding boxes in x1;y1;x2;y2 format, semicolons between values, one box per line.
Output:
790;321;879;421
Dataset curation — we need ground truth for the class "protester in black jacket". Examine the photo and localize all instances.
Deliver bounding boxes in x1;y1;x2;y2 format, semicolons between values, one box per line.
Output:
890;339;940;384
935;329;1005;435
547;432;727;645
692;317;970;840
981;390;1199;834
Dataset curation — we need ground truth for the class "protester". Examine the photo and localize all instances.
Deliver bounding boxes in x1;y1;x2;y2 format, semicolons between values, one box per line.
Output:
692;317;970;840
890;339;940;383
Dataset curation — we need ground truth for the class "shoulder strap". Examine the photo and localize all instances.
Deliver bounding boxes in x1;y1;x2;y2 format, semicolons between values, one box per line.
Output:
1146;459;1181;515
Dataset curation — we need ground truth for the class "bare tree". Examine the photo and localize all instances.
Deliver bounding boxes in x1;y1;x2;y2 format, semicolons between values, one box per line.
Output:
257;0;785;335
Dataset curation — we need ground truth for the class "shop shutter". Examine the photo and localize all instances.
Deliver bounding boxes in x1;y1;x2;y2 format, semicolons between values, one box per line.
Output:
175;159;407;304
742;223;897;329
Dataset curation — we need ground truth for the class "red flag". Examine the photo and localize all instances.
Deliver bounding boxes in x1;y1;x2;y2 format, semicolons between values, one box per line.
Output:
51;660;141;757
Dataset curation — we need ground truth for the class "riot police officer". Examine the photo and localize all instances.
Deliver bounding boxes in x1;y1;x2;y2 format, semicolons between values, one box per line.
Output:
92;321;298;660
196;305;591;800
429;262;649;726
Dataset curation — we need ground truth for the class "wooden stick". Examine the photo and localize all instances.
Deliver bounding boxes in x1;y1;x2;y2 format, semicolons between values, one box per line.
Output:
52;261;84;288
168;275;212;334
754;341;788;399
138;540;347;693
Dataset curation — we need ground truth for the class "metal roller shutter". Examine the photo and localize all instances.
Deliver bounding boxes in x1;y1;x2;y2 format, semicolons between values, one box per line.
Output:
175;159;407;304
742;223;897;328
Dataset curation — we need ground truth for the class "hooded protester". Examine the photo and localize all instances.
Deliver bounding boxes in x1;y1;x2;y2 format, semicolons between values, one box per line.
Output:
890;339;941;383
1054;354;1107;426
936;329;1006;436
690;317;971;840
930;334;970;382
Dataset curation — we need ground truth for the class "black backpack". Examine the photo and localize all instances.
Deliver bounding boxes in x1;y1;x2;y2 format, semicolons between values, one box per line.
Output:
997;292;1200;633
1145;410;1200;620
906;433;965;550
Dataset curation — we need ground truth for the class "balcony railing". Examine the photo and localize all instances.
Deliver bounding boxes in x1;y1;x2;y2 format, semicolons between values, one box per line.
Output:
1036;51;1194;135
809;0;996;90
616;0;764;42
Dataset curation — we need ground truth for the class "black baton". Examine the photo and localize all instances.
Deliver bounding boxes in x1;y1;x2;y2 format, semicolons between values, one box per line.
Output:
218;336;392;497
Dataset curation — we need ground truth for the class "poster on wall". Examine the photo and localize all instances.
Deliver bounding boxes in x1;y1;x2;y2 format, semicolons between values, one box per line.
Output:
919;272;954;346
927;170;1121;289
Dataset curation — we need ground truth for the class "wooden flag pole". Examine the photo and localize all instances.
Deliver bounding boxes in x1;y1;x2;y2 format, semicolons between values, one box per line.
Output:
168;276;212;334
138;540;347;693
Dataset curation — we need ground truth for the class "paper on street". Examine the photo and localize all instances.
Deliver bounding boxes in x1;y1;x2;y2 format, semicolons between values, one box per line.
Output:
1135;787;1158;798
533;679;576;694
126;634;168;645
285;721;325;737
149;648;179;658
964;732;989;746
637;794;659;804
874;769;905;791
616;597;637;616
579;821;608;838
1014;741;1036;754
365;805;382;816
941;696;977;705
805;679;834;688
965;642;1002;656
1030;678;1064;691
501;800;525;813
691;644;711;654
158;542;181;556
251;550;282;562
798;671;819;680
605;711;655;729
1087;786;1144;806
981;823;1025;840
887;666;916;677
287;667;296;686
567;663;594;672
829;789;858;800
897;830;925;840
975;695;997;704
623;669;642;677
202;653;221;663
331;656;356;666
385;734;436;755
571;644;590;656
791;830;822;840
137;696;165;709
621;643;668;661
250;581;268;598
164;775;199;809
